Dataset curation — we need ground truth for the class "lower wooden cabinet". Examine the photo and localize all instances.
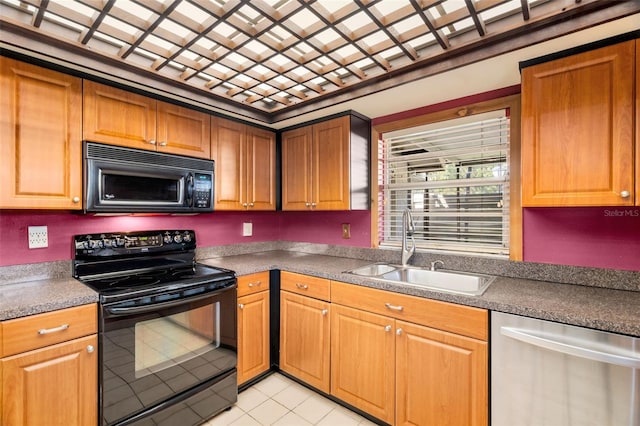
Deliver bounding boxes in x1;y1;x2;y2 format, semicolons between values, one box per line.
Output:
331;304;395;422
279;289;331;393
237;272;270;385
0;304;98;426
331;281;488;426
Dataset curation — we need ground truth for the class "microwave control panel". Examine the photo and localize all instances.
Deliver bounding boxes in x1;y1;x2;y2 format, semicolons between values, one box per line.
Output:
194;173;212;208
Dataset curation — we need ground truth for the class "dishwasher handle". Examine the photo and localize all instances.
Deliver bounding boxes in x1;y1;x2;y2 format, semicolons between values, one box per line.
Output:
500;326;640;369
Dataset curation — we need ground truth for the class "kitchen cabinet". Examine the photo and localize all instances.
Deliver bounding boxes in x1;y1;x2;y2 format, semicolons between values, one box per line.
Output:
521;39;637;206
83;80;211;159
331;281;488;426
281;114;370;210
1;304;98;426
211;117;276;210
0;57;82;209
279;272;331;392
237;271;270;385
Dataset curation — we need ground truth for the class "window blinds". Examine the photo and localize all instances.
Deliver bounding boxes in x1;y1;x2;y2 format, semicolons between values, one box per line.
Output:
378;113;510;255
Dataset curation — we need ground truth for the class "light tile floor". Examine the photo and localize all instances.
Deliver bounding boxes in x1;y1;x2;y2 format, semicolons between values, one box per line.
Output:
203;373;379;426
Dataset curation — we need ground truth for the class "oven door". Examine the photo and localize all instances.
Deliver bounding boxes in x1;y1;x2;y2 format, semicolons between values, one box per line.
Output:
99;283;237;426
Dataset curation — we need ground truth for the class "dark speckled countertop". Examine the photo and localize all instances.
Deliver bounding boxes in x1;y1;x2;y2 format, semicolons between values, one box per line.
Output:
0;277;98;321
1;246;638;338
199;250;640;338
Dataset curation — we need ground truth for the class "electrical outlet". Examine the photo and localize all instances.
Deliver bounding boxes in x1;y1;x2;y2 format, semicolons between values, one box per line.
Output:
28;226;48;249
342;223;351;239
242;222;253;237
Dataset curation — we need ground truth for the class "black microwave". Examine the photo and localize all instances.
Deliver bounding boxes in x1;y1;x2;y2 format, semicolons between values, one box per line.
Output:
84;142;214;213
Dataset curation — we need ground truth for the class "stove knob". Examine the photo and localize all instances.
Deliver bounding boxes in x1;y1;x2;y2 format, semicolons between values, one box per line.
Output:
82;240;91;249
101;239;111;248
163;235;173;244
183;232;192;243
89;240;100;249
173;234;183;243
115;237;125;247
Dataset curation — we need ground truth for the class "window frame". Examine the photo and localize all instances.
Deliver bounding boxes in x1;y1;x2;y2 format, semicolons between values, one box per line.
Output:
370;94;522;260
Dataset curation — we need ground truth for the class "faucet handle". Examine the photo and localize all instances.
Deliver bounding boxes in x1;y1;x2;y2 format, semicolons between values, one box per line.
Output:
430;260;445;271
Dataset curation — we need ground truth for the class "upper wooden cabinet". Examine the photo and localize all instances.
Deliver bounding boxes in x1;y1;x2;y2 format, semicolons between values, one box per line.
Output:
0;57;82;209
83;81;211;159
211;117;276;210
521;40;636;206
281;114;370;211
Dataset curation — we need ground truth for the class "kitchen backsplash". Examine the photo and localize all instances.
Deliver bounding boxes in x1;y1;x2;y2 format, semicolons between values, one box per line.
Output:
1;207;638;272
0;210;372;266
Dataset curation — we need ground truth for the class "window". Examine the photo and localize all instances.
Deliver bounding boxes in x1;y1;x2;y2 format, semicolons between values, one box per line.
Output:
378;110;511;256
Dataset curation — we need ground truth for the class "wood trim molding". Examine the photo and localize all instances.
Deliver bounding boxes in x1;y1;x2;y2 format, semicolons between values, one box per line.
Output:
371;94;523;260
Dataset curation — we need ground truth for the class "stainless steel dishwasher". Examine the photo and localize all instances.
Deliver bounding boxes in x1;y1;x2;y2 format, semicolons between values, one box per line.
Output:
491;311;640;426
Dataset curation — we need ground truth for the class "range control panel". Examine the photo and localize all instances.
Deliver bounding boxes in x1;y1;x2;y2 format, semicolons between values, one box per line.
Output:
74;230;196;257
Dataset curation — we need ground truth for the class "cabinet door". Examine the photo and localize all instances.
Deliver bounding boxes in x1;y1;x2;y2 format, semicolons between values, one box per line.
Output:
156;101;210;158
281;126;313;210
1;335;98;426
246;126;276;210
396;320;488;426
330;304;395;424
521;41;635;206
280;291;330;392
312;116;350;210
237;291;270;385
83;80;157;150
211;117;246;209
0;58;82;209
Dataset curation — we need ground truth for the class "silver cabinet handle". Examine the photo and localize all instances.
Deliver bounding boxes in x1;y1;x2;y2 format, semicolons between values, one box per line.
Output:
159;141;167;146
248;281;261;288
620;190;630;198
396;328;403;336
384;325;392;332
311;202;316;207
87;345;95;353
248;202;254;207
305;202;311;207
296;283;309;290
242;203;248;207
321;309;328;316
238;304;244;310
385;303;404;312
148;139;157;145
38;324;69;335
72;196;80;203
501;326;640;368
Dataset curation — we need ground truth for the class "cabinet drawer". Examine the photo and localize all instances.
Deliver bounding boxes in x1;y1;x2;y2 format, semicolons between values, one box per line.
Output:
281;272;330;301
0;304;97;357
237;271;270;297
331;281;487;341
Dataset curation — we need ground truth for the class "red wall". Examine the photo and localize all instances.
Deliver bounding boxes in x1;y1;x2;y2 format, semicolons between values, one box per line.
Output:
523;207;640;271
0;210;371;266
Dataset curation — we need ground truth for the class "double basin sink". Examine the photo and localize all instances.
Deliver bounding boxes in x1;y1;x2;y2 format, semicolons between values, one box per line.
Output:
345;263;495;296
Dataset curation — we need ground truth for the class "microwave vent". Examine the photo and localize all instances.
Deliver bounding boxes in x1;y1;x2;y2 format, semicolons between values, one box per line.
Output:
85;141;213;172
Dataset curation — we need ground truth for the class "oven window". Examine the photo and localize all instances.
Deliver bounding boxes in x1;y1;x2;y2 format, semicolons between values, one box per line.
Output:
135;303;219;378
103;173;179;202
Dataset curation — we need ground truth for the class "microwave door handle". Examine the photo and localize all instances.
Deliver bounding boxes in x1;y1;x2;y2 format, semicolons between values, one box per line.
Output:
186;173;194;207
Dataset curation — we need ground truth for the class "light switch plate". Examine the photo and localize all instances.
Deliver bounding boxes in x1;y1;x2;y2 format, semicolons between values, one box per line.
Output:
242;222;253;237
342;223;351;239
28;226;48;248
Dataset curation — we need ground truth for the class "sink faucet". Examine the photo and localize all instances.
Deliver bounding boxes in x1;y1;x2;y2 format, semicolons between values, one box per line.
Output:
430;260;445;271
401;208;415;266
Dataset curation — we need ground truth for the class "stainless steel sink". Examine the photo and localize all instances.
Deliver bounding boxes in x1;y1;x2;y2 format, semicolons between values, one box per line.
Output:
345;264;495;296
349;263;397;276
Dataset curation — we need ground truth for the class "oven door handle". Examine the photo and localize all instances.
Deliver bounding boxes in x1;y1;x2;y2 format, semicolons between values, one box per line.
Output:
104;284;234;317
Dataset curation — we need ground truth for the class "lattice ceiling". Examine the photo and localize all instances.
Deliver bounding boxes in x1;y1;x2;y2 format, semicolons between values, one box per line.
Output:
0;0;634;115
